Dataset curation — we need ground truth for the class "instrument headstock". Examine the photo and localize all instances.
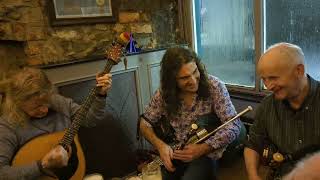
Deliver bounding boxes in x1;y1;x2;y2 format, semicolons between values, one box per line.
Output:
105;42;123;64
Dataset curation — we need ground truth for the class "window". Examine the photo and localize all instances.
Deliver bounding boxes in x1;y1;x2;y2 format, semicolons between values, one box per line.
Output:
194;0;255;87
193;0;320;95
265;0;320;80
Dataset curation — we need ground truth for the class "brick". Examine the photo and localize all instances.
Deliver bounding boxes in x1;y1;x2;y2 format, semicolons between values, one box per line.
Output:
23;0;39;7
3;0;25;6
95;24;109;31
0;23;13;40
130;24;152;34
119;12;140;23
26;7;43;23
25;41;43;56
113;23;125;33
7;11;22;20
26;55;43;66
26;24;45;40
12;22;27;41
54;30;80;41
140;13;151;22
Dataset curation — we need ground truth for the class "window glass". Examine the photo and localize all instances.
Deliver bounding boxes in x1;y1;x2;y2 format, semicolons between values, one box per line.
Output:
194;0;255;87
266;0;320;80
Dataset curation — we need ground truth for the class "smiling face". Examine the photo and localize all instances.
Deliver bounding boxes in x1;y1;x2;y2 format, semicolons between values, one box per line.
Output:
176;61;200;94
258;46;305;101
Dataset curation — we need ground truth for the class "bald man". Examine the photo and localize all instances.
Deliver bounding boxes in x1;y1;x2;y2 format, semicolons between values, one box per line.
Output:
244;42;320;180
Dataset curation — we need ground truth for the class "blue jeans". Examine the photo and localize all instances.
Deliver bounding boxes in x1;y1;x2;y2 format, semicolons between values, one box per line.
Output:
161;156;217;180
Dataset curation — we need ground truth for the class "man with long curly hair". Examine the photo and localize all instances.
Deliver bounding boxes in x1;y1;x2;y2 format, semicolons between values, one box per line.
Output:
139;47;243;180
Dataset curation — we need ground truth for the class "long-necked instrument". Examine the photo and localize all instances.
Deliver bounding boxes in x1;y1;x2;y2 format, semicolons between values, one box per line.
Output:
149;106;253;167
11;43;124;180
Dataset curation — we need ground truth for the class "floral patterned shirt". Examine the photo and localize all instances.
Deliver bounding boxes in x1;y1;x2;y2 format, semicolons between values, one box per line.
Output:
142;75;241;159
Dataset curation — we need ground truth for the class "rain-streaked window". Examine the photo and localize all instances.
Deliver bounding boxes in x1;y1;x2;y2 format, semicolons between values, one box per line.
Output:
194;0;255;87
266;0;320;80
194;0;320;91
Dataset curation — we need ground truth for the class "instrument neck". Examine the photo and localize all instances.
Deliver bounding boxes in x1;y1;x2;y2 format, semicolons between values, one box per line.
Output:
59;60;114;147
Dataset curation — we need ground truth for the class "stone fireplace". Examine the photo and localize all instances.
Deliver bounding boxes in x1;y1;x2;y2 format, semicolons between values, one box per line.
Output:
0;0;181;69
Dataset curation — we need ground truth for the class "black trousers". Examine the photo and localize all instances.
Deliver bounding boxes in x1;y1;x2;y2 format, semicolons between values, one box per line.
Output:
161;156;217;180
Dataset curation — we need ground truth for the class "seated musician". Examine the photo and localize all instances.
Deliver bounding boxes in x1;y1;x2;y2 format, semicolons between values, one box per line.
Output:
0;67;112;179
244;42;320;180
139;47;245;180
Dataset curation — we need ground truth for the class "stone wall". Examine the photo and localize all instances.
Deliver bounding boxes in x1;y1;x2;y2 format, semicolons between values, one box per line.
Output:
0;0;181;68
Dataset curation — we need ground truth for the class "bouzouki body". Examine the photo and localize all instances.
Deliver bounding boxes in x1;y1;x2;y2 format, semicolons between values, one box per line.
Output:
12;132;85;180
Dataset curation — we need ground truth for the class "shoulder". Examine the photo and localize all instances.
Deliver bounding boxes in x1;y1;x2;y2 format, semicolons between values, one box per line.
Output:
49;93;80;115
154;89;162;97
49;93;77;107
151;89;164;102
207;74;226;89
149;89;166;109
0;116;13;129
260;94;275;106
307;75;320;99
50;93;71;103
207;74;222;85
313;78;320;95
256;94;275;115
0;117;17;137
207;74;229;98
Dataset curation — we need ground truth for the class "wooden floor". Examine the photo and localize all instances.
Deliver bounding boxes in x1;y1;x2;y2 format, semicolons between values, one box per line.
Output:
218;155;248;180
218;153;269;180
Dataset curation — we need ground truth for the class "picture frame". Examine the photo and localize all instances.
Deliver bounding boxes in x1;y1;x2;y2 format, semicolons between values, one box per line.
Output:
48;0;118;26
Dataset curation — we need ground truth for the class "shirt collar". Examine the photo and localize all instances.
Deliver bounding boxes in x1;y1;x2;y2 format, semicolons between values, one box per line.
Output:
301;74;319;107
281;74;318;111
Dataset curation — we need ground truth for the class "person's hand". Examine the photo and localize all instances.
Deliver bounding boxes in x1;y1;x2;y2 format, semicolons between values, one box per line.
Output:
96;73;112;96
157;142;175;172
41;145;70;169
173;144;211;162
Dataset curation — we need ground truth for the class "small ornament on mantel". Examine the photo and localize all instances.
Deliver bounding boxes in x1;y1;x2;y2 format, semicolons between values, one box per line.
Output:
118;32;141;54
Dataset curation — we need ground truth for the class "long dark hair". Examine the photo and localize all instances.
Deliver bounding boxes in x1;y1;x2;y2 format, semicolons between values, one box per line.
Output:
160;47;210;117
